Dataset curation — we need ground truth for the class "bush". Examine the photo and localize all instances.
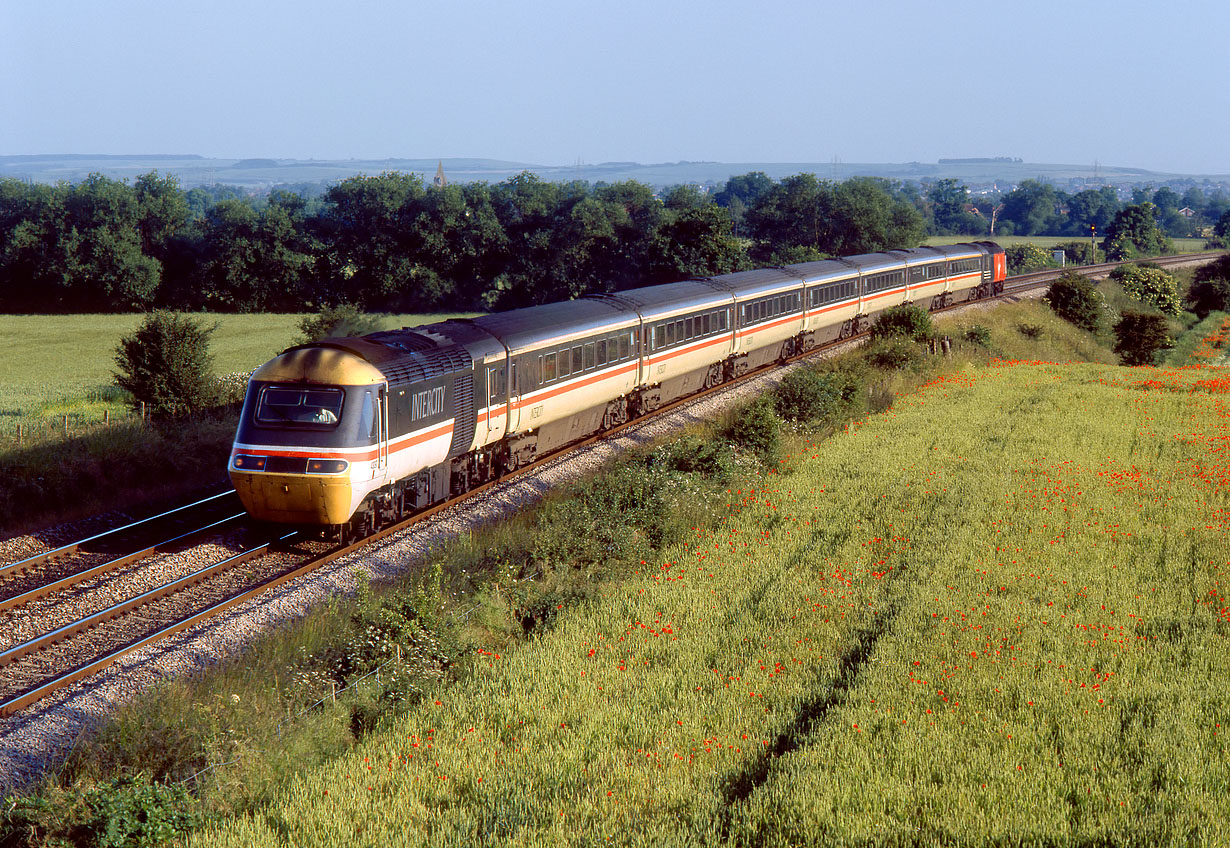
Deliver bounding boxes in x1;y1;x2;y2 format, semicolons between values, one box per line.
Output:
864;338;923;371
724;396;781;463
1114;311;1171;366
2;775;202;848
1188;256;1230;319
1043;271;1103;333
1005;243;1057;274
1109;263;1182;316
297;304;385;344
113;311;217;418
962;324;992;347
1016;322;1044;340
869;305;933;342
772;367;846;424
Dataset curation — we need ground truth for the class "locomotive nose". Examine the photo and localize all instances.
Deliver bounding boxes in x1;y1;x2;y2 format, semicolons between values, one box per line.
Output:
229;470;355;525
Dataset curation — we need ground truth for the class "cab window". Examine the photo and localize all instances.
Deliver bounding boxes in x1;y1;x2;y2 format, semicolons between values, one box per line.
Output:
255;386;344;427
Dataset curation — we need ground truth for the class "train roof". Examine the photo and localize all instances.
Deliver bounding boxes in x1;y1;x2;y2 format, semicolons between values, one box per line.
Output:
468;297;636;353
784;258;860;282
834;253;908;274
595;280;733;322
703;267;806;299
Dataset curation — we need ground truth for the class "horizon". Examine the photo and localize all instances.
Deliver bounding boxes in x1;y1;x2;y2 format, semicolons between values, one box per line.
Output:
4;1;1230;175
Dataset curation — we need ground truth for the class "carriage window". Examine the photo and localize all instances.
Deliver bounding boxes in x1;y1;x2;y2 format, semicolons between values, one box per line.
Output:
595;339;607;365
558;351;570;378
619;333;630;359
719;310;728;331
653;324;665;351
584;342;595;370
683;317;692;339
256;386;344;427
573;346;584;373
543;352;557;382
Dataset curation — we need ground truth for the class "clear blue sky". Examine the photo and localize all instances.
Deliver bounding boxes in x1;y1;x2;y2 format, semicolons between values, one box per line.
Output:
3;0;1228;174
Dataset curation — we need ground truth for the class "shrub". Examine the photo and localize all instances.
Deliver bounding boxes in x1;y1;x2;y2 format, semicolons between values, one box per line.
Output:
2;775;202;848
864;338;923;371
1005;243;1056;274
1187;256;1230;319
772;367;846;424
1043;271;1103;333
962;324;992;347
647;433;734;480
869;305;933;342
1017;322;1044;340
297;304;385;344
724;395;781;463
113;311;217;418
1114;311;1171;366
1109;263;1182;316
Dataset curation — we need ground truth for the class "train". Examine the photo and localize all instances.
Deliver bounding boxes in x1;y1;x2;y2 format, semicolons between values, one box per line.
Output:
229;241;1007;539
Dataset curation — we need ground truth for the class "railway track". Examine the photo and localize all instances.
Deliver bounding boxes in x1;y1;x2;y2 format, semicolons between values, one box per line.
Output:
2;249;1222;719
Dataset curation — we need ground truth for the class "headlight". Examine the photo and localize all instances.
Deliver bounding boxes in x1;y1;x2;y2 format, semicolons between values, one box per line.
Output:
233;454;267;471
307;459;349;474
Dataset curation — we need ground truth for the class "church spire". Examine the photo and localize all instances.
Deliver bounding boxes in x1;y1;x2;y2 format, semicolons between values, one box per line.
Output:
433;160;447;188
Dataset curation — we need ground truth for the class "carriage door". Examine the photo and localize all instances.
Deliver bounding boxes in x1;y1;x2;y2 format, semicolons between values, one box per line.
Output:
486;362;506;437
376;385;389;477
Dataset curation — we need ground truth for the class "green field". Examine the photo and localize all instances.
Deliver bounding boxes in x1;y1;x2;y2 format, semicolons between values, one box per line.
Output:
925;235;1210;254
191;353;1230;846
0;313;474;437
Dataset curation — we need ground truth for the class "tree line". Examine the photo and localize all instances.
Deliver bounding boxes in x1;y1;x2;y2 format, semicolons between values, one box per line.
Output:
0;171;926;314
2;169;1224;315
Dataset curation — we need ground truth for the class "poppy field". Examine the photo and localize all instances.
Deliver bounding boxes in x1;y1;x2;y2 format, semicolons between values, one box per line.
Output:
193;353;1230;847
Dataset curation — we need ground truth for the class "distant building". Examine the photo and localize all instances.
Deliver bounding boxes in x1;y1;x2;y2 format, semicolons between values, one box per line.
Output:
1178;206;1196;218
433;161;447;188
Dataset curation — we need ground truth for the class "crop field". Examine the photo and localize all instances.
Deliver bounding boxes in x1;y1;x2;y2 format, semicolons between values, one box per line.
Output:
192;350;1230;846
0;313;472;439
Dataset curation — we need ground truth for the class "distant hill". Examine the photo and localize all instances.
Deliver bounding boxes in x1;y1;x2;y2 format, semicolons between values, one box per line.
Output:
2;153;1226;192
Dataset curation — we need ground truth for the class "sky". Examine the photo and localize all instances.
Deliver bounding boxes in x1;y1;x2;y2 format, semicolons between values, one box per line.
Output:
3;0;1229;174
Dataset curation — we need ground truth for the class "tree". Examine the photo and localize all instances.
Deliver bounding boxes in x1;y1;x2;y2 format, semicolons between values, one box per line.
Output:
1113;311;1171;366
1044;270;1103;332
1187;255;1230;318
829;177;926;255
1214;210;1230;240
319;172;427;307
195;199;317;311
927;178;983;235
114;311;217;418
1066;187;1120;234
645;204;748;284
713;172;774;209
1101;202;1172;260
999;180;1061;236
133;171;189;258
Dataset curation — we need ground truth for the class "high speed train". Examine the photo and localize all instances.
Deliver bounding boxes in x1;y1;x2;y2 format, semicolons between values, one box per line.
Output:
229;241;1006;538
